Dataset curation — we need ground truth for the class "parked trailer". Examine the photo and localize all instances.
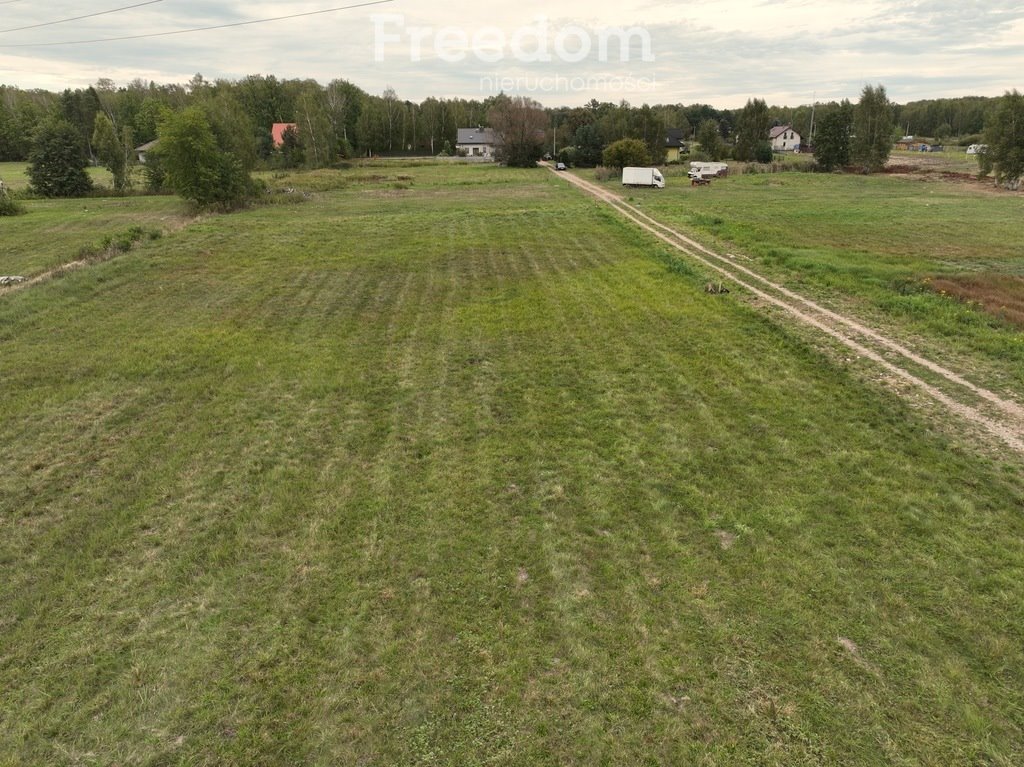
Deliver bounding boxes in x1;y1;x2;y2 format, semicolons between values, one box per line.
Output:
622;167;666;188
688;162;729;179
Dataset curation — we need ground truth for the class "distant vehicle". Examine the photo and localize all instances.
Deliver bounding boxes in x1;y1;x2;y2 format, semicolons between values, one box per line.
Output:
556;162;567;171
622;167;666;188
967;144;988;155
688;161;729;180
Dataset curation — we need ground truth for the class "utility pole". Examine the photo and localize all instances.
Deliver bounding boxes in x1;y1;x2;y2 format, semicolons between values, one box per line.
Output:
808;91;816;144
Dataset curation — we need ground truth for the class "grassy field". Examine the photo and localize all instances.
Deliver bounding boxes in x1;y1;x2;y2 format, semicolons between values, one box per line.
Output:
1;161;187;279
2;163;1023;765
600;169;1024;398
1;196;189;278
0;161;115;192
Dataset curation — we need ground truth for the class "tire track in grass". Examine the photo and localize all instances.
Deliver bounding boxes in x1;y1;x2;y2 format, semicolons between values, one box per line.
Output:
550;167;1024;454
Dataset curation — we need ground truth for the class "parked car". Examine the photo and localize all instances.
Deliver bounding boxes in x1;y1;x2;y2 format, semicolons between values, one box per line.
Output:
556;162;567;171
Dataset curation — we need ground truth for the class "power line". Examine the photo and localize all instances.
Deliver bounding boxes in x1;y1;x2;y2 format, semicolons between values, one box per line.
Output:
0;0;395;47
0;0;27;5
0;1;166;35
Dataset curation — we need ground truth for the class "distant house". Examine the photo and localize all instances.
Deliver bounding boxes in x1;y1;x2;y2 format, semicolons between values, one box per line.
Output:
894;137;931;151
456;127;497;158
769;125;801;152
134;139;159;164
664;128;687;162
272;122;298;148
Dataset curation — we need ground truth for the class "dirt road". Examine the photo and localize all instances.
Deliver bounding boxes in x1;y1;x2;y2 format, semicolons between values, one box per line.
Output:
551;167;1024;454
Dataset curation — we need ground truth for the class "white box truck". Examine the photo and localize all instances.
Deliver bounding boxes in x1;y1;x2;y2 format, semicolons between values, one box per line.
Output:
622;167;665;188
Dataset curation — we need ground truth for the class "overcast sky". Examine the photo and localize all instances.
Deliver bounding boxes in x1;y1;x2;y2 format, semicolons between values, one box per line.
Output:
0;0;1021;108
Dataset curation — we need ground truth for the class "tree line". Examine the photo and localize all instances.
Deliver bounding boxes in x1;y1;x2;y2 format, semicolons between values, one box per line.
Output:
3;74;1020;206
1;75;1008;168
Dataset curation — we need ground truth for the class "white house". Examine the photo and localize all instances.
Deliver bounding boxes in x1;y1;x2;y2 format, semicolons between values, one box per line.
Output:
769;125;802;152
456;128;497;158
134;139;159;164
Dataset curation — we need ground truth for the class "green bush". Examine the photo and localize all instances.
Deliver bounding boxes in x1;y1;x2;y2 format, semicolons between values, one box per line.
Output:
754;142;774;164
0;191;26;216
94;225;154;256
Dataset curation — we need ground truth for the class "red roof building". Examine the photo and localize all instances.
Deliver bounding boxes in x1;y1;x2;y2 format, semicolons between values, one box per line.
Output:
272;122;298;148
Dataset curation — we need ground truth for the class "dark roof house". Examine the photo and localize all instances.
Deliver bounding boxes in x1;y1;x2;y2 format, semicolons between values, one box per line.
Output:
456;128;497;146
455;127;498;158
665;128;686;149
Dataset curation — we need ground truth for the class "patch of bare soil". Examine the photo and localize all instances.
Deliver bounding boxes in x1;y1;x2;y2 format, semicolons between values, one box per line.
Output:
713;530;737;550
882;155;1019;196
837;637;879;674
879;164;920;175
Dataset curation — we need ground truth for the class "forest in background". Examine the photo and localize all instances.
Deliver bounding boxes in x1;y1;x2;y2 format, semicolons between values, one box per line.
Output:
0;74;1000;166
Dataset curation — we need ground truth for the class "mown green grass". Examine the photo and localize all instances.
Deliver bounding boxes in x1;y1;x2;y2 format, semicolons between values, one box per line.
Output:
603;170;1024;395
1;164;1023;765
0;196;187;277
0;161;115;193
0;161;32;191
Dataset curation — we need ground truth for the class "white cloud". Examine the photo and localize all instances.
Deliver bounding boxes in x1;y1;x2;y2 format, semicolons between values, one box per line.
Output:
0;0;1020;106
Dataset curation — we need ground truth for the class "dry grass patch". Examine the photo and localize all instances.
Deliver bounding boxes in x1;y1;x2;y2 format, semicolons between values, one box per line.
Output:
930;274;1024;328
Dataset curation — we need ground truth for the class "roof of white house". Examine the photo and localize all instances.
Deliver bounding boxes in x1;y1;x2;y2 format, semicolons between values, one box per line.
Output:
457;128;496;145
769;125;799;139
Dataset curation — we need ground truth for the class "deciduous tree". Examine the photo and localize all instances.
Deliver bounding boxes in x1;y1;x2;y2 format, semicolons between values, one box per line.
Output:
601;138;651;169
488;96;547;168
92;113;132;192
696;119;725;161
814;101;853;172
734;98;771;162
157;107;252;208
27;118;93;197
852;84;894;172
573;123;604;167
980;89;1023;190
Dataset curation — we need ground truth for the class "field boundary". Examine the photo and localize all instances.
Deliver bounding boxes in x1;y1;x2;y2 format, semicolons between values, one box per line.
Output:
552;165;1024;453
